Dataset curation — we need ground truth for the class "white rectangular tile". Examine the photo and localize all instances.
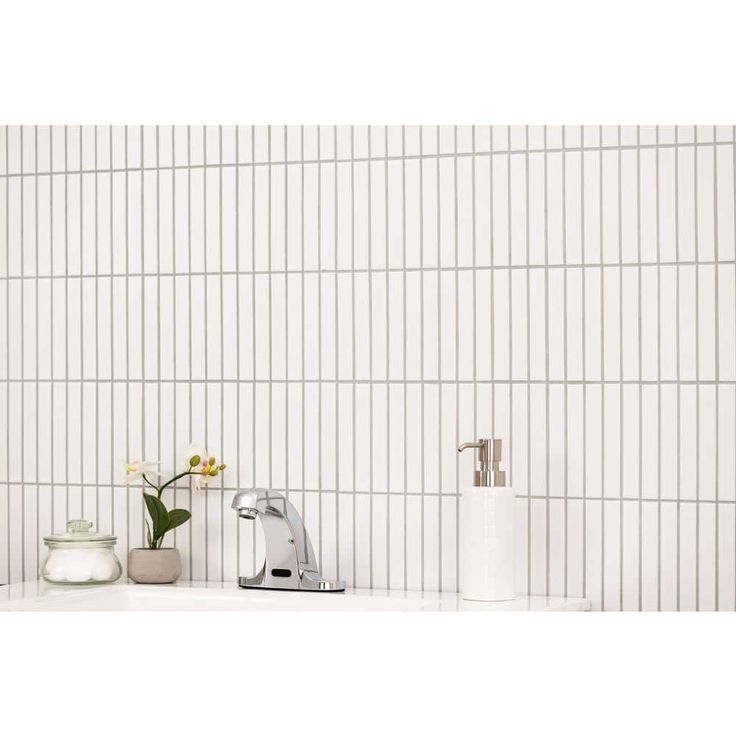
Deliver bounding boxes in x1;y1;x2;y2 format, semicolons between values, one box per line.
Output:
621;500;640;611
698;502;717;611
696;143;716;262
639;499;660;610
698;385;717;502
679;501;697;610
547;267;565;380
640;265;658;381
641;385;659;500
717;384;736;503
658;145;677;263
717;502;735;611
548;497;566;597
659;501;678;611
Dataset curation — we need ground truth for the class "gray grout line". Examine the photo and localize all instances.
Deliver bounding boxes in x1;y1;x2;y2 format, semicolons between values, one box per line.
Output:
3;128;8;583
489;125;496;542
121;126;130;561
35;126;40;574
402;125;408;593
419;128;425;592
2;137;734;181
581;125;587;600
334;126;340;583
19;126;25;579
453;125;459;592
655;126;662;611
203;125;209;581
187;125;193;579
368;126;374;589
1;479;731;504
79;126;84;526
562;127;570;599
140;125;145;549
636;126;643;611
618;125;624;612
234;126;241;575
170;127;178;550
675;126;682;611
694;128;700;611
436;126;443;592
219;125;225;582
4;146;9;580
713;125;720;611
267;126;273;583
299;125;306;556
4;257;736;280
108;127;113;539
733;125;736;613
599;125;605;611
284;126;290;515
5;377;735;386
64;126;70;537
350;125;357;588
385;126;391;589
94;126;100;535
251;126;256;575
542;126;549;598
282;127;290;514
317;126;323;572
470;127;477;596
156;127;163;548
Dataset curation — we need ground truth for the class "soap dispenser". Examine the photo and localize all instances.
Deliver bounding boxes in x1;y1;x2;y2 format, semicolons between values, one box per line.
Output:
457;438;515;601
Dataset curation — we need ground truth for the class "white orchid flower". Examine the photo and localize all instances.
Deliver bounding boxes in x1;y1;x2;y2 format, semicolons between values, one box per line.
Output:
191;469;213;491
124;460;161;484
183;444;208;471
183;443;226;491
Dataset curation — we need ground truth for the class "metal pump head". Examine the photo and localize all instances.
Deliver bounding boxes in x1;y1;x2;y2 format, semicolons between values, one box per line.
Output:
457;438;506;487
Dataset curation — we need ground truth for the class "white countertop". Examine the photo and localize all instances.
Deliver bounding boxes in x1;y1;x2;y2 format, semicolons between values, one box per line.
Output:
0;579;590;612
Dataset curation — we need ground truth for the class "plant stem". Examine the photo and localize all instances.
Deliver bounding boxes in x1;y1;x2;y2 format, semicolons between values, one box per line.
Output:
141;474;159;493
157;469;199;498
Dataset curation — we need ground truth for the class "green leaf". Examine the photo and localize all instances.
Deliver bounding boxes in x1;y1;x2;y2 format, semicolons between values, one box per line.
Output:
143;493;170;541
165;508;192;533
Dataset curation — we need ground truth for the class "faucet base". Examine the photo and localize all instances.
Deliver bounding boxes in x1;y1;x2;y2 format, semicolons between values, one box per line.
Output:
237;574;346;592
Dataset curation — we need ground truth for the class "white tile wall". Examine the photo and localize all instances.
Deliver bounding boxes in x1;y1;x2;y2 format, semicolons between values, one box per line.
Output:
1;125;735;609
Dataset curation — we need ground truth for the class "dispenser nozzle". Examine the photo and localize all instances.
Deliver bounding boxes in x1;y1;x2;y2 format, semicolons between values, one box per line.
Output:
458;438;506;487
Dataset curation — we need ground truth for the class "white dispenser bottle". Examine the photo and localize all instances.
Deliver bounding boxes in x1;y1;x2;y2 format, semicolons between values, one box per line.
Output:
458;438;515;601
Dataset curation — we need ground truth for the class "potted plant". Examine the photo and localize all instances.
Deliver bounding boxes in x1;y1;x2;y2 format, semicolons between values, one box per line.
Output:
124;445;226;583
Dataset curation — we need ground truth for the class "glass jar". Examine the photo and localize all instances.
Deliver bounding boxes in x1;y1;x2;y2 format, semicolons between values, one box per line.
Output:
42;520;122;584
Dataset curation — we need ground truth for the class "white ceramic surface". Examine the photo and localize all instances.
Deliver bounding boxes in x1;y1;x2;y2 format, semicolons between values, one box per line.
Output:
461;485;516;601
0;579;591;612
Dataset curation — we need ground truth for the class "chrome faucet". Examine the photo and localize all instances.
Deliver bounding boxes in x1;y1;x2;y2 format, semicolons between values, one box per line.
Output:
232;489;345;592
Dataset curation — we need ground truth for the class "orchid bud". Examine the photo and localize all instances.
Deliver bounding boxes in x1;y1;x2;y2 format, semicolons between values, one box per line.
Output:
208;456;216;466
189;455;201;467
209;468;219;477
219;464;226;471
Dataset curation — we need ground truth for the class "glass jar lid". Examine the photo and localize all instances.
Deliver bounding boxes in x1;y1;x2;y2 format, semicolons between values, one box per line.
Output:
43;520;117;547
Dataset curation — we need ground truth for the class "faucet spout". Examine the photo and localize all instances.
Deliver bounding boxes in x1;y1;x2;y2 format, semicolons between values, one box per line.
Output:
231;489;261;520
231;489;345;592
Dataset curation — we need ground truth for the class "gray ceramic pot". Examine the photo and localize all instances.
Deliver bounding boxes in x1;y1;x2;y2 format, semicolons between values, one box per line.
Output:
127;548;182;584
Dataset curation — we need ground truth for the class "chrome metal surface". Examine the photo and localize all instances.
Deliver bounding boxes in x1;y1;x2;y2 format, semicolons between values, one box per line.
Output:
458;438;506;487
231;489;346;592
